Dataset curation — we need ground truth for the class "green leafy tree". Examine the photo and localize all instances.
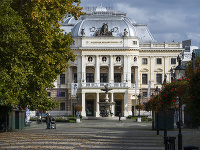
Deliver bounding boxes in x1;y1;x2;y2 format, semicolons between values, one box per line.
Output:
145;54;200;126
0;0;84;111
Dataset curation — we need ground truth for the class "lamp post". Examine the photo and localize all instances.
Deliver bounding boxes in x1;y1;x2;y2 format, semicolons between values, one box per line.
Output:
163;74;167;138
175;55;185;150
192;50;196;70
170;67;175;82
151;93;155;130
155;86;159;135
76;95;80;119
137;94;141;122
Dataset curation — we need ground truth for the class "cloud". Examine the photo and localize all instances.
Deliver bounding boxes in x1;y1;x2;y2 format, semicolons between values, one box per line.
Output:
80;0;200;46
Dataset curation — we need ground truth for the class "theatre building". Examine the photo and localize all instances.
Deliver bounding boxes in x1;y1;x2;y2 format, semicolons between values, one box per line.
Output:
47;6;183;118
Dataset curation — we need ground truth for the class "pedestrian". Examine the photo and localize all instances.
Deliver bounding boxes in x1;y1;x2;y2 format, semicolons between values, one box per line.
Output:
119;113;122;122
46;113;50;129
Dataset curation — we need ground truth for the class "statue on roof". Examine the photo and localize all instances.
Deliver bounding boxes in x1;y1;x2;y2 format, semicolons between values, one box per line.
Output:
95;23;113;37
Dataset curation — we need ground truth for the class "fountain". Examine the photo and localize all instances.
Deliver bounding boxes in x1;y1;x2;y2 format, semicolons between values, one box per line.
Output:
99;84;115;117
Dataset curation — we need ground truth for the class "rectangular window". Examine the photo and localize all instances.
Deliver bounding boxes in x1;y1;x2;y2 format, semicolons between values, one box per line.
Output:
131;73;134;83
100;73;108;83
133;41;137;45
171;58;176;64
60;92;65;97
142;58;148;64
156;74;162;84
60;103;65;111
157;58;162;64
142;74;147;84
114;73;121;83
86;73;94;83
47;92;51;97
60;74;65;84
74;73;77;83
143;92;147;97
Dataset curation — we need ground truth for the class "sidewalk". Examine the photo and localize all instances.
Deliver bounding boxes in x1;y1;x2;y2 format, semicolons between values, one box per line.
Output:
0;119;199;150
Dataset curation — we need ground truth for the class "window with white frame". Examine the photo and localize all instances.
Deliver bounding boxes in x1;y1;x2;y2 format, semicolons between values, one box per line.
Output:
142;74;148;84
156;74;162;84
60;74;65;84
133;41;137;45
74;73;77;83
60;103;65;111
142;58;148;64
143;92;147;97
114;73;121;83
47;92;51;97
157;58;162;64
171;58;176;64
60;92;65;97
100;73;108;83
86;73;94;83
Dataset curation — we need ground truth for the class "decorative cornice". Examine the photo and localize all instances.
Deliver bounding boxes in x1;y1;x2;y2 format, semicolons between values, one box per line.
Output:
71;47;140;51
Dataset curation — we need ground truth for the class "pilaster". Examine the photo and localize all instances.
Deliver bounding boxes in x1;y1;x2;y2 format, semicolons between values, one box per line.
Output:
109;55;114;83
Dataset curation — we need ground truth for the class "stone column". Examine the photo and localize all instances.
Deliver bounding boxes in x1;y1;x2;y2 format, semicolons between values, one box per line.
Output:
95;55;100;84
111;92;114;117
150;56;154;88
127;56;131;87
123;55;128;83
77;55;82;84
81;92;86;117
109;55;114;83
68;67;73;85
124;91;128;117
81;55;86;83
164;56;168;82
96;92;100;117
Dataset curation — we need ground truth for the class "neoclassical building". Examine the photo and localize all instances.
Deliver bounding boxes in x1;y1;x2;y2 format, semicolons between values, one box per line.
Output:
47;6;183;118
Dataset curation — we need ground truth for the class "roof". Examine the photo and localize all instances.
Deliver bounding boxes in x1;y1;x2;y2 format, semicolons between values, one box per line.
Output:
60;6;156;42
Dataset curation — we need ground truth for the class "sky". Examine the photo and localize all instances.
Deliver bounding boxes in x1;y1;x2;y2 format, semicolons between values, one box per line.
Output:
80;0;200;47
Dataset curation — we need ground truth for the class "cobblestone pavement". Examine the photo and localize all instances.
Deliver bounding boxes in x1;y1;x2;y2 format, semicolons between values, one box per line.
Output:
0;119;199;150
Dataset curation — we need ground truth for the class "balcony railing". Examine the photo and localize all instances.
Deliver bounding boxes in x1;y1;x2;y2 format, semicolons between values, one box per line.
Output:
71;82;128;88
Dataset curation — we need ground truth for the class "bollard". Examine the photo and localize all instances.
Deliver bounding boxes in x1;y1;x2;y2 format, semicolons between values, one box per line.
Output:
164;136;176;150
184;146;199;150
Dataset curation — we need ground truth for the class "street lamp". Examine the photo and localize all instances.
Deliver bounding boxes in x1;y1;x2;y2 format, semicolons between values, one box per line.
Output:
151;93;155;130
155;86;159;135
137;94;141;122
175;55;185;80
174;55;185;150
192;50;196;70
170;67;175;81
163;75;167;138
76;95;80;119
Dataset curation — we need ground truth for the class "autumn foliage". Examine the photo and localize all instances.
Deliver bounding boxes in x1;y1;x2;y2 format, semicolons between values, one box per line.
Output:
144;54;200;126
75;105;82;111
0;0;84;111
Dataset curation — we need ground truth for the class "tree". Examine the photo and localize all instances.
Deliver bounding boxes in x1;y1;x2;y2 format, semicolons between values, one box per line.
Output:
145;54;200;126
185;54;200;126
0;0;84;111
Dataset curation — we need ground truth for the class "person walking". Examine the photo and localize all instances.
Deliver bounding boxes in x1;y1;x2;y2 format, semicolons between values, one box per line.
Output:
46;113;50;129
119;113;122;122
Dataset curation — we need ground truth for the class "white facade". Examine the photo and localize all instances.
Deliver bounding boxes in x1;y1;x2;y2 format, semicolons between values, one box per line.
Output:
47;6;184;118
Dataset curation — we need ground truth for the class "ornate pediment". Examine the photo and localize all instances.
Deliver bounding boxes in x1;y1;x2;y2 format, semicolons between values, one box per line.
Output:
95;23;113;37
141;68;149;72
154;68;163;72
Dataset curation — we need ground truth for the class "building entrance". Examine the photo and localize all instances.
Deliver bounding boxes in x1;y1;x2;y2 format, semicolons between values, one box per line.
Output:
115;100;122;116
86;100;94;116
